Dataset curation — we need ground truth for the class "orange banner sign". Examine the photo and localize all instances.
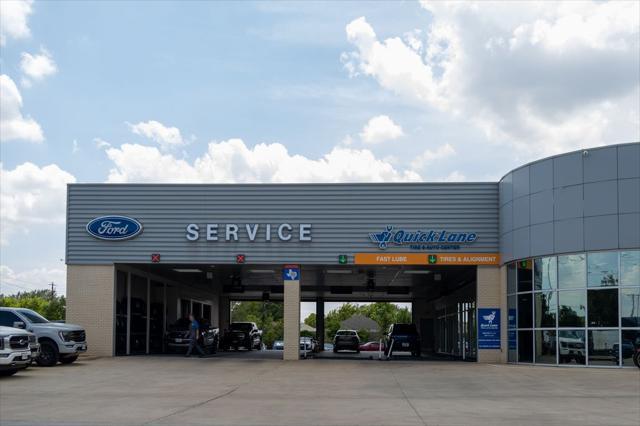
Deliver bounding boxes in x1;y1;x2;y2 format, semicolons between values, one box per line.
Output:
354;253;500;266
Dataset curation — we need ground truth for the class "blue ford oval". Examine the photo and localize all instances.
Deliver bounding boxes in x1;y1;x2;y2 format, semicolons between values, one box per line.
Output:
86;216;143;240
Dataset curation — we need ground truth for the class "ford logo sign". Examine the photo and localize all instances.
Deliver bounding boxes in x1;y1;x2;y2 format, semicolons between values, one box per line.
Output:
86;216;143;241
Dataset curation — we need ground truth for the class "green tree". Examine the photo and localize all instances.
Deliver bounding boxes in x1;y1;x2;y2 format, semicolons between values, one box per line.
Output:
324;302;412;340
324;303;360;340
0;289;66;321
303;312;316;328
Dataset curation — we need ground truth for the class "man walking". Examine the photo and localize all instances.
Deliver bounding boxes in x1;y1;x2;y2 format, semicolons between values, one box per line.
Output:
185;313;205;357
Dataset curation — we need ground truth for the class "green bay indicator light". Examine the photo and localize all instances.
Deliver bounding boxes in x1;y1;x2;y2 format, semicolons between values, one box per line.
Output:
338;254;348;264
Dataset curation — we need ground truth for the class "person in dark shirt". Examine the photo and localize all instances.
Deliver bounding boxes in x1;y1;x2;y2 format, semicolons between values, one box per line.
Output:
185;313;205;357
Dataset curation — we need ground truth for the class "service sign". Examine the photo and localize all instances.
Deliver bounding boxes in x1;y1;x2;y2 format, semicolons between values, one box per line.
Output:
86;216;143;241
478;308;501;349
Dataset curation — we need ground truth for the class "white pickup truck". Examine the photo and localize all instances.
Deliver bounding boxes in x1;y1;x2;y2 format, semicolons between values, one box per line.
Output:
0;308;87;367
0;326;34;376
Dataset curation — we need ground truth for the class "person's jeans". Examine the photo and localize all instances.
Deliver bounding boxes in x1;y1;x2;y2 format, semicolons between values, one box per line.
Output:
186;337;205;356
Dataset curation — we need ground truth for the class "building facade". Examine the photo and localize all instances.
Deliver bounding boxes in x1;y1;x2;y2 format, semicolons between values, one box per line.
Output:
66;142;639;367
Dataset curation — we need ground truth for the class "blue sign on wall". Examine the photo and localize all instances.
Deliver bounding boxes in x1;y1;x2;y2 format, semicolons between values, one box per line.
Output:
478;308;501;349
86;216;143;241
282;265;300;281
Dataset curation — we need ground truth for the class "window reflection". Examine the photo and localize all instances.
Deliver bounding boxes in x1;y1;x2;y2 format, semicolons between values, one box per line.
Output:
621;287;640;327
587;252;618;287
558;254;586;289
535;330;556;364
518;293;533;329
588;330;619;366
517;260;533;292
508;296;517;328
507;263;517;294
620;251;640;286
559;330;586;365
534;257;557;290
535;292;556;328
587;289;618;327
518;330;533;363
621;330;640;367
558;290;586;327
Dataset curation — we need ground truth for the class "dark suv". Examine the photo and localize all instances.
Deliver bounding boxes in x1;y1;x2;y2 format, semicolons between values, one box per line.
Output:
165;318;219;354
333;330;360;353
384;323;421;357
222;322;262;351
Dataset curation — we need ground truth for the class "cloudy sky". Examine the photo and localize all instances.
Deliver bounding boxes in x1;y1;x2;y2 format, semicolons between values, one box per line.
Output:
1;0;638;295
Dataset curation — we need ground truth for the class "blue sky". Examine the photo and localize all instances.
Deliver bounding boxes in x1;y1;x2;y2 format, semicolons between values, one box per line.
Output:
1;0;639;295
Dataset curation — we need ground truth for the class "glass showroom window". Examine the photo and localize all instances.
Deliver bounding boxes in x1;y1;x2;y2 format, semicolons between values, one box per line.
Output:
620;250;640;367
508;250;640;367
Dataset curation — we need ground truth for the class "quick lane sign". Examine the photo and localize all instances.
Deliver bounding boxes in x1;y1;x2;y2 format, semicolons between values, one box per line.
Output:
354;253;500;265
369;225;478;250
478;308;501;349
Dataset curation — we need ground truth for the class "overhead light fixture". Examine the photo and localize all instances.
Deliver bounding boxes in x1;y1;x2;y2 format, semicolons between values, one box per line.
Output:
173;268;203;273
326;269;353;274
249;269;275;274
403;270;431;275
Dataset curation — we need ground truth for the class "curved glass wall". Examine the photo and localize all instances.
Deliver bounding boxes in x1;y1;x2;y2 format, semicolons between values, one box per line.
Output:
507;250;640;367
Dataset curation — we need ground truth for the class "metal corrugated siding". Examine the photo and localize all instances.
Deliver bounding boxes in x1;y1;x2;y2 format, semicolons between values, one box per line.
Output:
66;183;499;264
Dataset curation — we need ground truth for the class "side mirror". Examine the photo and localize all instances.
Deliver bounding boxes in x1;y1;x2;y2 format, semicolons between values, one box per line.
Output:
13;321;26;329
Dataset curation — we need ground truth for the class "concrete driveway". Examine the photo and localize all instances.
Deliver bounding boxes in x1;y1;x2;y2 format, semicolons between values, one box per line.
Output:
0;356;638;426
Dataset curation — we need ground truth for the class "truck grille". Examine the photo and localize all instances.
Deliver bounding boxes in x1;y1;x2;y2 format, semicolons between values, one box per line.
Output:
67;330;86;342
9;335;29;350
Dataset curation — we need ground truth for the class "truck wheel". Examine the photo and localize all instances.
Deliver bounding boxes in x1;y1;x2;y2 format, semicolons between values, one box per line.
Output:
36;341;59;367
0;369;18;377
60;355;78;365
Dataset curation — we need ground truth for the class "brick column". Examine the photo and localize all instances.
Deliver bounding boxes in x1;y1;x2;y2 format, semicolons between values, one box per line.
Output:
283;276;300;361
476;265;507;363
66;265;115;357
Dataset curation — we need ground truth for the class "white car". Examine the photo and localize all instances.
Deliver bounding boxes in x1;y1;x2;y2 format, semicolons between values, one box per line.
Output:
0;326;34;377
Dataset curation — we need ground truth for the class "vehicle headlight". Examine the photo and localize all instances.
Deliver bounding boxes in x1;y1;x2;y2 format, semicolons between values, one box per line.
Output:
28;335;36;343
58;331;71;341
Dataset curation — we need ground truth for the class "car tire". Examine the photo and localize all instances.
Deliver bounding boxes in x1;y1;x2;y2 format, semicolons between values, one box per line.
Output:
0;369;19;377
60;355;78;365
36;341;59;367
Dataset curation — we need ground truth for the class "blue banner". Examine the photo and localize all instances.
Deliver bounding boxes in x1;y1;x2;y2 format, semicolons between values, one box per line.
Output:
478;308;501;349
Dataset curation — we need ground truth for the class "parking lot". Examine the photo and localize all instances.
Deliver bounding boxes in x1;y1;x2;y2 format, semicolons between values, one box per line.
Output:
0;357;638;426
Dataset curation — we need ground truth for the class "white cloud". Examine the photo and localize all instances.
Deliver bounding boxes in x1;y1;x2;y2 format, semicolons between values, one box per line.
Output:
359;115;404;144
0;162;76;245
94;137;111;149
0;265;67;295
20;47;57;86
0;0;33;46
438;170;466;182
344;1;640;157
0;74;44;142
105;139;421;183
129;120;185;150
410;143;456;170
